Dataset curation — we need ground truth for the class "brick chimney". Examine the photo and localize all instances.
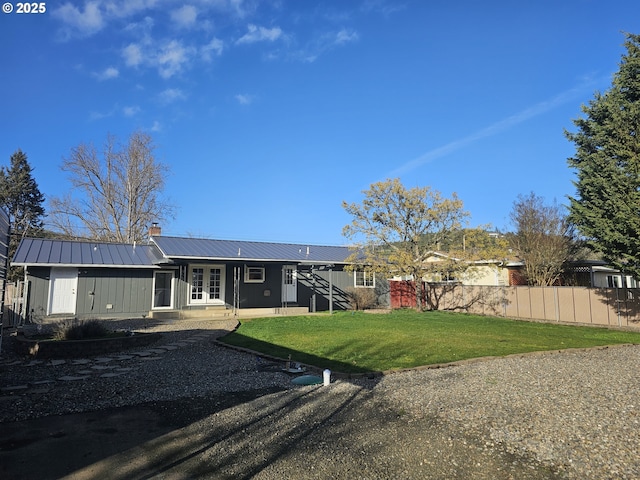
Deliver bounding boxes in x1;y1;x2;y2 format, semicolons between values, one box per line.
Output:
149;222;161;237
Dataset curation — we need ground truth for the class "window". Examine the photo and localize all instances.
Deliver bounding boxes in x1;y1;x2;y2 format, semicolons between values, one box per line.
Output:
244;265;265;283
355;270;375;288
607;275;620;288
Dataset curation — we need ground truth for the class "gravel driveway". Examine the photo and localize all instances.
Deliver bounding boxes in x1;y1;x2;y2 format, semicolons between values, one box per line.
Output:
1;318;639;479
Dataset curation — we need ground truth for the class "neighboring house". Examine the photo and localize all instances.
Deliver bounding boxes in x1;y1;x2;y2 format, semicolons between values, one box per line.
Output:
12;230;387;322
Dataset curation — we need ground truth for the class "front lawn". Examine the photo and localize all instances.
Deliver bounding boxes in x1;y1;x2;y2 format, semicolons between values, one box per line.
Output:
219;310;640;373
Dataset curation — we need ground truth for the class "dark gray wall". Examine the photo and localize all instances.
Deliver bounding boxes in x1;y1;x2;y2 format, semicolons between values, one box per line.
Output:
26;266;155;320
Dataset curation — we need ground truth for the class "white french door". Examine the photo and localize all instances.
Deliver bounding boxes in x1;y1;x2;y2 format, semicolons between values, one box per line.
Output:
282;265;297;303
189;265;225;305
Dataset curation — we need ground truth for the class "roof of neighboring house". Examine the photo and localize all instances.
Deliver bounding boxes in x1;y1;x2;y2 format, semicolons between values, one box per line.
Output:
12;238;164;268
151;236;353;264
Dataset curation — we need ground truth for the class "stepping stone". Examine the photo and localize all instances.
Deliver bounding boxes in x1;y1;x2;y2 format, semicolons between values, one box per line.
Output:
131;351;153;357
158;345;178;350
94;357;113;363
71;359;92;365
113;355;134;360
48;360;66;366
1;385;28;392
100;372;124;378
1;360;23;366
77;370;94;375
115;367;133;372
58;376;89;381
171;342;189;347
91;365;115;370
31;380;56;385
139;357;162;361
147;348;167;354
26;360;43;367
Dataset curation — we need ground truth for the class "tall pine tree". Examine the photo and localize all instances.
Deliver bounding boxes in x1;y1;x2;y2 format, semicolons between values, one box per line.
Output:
0;149;45;280
566;33;640;279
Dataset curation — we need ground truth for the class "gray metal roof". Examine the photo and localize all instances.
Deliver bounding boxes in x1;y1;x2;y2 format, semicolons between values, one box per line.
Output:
151;236;354;264
12;238;164;268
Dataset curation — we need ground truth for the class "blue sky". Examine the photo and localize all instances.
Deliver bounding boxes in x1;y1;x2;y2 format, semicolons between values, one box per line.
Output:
1;0;639;245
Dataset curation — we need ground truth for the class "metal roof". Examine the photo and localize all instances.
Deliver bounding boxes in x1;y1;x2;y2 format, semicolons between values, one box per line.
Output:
151;236;354;264
12;238;164;268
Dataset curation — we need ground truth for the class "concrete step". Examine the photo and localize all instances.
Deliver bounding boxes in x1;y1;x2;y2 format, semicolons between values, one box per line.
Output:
148;306;309;320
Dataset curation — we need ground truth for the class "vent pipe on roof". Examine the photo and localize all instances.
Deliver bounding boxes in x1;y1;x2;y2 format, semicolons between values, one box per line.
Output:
306;246;310;256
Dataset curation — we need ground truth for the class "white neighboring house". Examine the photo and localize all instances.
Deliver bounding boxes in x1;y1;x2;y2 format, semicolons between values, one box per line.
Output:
390;252;510;286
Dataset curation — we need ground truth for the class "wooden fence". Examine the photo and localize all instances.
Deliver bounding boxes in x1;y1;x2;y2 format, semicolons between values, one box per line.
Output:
390;281;640;328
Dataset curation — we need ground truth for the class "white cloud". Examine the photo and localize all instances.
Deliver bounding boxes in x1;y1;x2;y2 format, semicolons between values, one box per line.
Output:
235;93;254;105
236;24;283;44
159;88;186;103
334;28;359;45
150;120;162;132
201;37;224;61
123;105;141;117
170;5;198;29
156;40;193;78
53;1;104;37
122;43;144;67
94;66;119;81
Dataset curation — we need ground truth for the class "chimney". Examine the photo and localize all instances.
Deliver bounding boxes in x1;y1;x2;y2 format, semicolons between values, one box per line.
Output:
149;222;161;237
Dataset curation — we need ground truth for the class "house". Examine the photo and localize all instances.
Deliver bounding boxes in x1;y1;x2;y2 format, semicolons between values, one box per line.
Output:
12;229;387;323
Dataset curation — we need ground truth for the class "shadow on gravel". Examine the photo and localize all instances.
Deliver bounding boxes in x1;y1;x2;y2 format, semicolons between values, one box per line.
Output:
0;383;560;480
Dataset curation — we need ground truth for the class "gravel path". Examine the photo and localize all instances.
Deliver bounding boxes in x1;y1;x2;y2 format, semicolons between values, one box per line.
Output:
1;318;639;479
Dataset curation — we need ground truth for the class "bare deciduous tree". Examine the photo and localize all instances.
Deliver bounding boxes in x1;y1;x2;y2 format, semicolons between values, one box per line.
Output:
509;192;579;286
49;131;174;243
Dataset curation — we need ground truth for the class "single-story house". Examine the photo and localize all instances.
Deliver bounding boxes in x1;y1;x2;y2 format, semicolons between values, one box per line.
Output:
12;229;388;322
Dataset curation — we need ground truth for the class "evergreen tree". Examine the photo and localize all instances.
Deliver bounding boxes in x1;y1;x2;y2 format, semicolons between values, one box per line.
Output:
0;149;46;279
566;33;640;278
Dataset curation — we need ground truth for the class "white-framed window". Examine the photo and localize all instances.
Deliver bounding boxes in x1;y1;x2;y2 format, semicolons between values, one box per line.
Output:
355;270;375;288
244;265;265;283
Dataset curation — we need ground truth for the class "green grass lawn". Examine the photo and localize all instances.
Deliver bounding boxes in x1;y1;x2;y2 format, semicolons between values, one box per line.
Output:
219;310;640;373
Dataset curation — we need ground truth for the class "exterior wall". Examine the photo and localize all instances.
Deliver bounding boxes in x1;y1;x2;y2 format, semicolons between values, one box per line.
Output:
173;262;388;312
462;265;509;286
25;266;155;321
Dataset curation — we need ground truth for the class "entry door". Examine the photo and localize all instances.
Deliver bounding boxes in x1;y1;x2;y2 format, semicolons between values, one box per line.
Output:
190;265;224;305
49;267;78;314
282;265;297;303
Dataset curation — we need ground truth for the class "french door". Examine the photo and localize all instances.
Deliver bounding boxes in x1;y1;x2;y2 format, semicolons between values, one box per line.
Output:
190;265;225;305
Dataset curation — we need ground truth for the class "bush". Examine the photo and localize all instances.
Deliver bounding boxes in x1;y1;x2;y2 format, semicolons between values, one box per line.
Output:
52;319;110;341
345;287;378;310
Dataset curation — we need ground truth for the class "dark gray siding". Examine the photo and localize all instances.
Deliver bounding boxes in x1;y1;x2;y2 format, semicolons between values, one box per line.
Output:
298;267;390;311
25;267;154;320
76;268;153;317
25;267;50;321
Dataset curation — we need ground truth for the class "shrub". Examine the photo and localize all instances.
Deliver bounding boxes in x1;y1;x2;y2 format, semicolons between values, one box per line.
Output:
345;287;378;310
52;319;110;341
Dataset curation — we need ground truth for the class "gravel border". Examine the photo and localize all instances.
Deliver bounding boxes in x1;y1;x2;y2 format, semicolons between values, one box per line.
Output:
1;318;639;479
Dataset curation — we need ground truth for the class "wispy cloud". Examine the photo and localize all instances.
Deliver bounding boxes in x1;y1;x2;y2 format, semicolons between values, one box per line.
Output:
156;40;194;78
201;37;224;61
93;66;119;81
170;5;198;29
387;78;603;177
123;105;141;117
236;24;284;44
235;93;255;105
159;88;186;103
53;1;104;38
